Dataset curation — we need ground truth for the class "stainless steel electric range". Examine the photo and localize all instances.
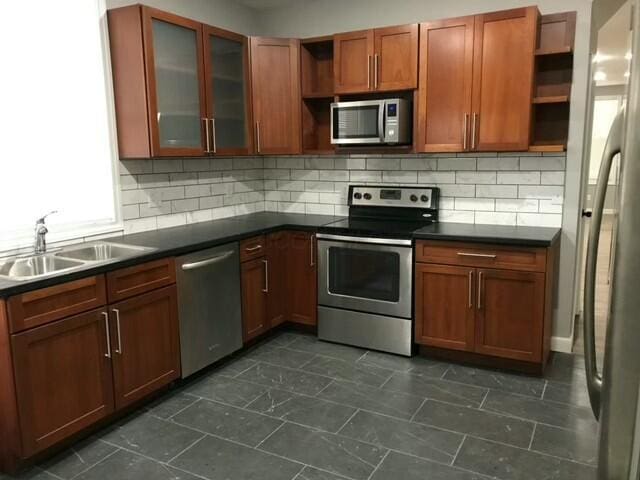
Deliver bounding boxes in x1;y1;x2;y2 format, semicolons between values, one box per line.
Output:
316;185;439;356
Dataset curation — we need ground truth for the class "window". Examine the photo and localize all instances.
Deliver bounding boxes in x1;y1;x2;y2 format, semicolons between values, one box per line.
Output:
0;0;119;251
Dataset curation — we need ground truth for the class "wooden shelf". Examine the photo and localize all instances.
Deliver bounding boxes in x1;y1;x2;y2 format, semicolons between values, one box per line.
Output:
529;144;566;152
533;95;569;104
535;47;573;56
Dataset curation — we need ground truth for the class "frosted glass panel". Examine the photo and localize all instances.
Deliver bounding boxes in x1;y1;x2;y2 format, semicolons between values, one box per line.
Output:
152;19;202;148
210;35;247;149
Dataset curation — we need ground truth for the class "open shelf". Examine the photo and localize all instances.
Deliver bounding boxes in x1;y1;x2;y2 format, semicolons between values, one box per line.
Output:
533;95;569;104
302;97;334;154
529;11;575;152
301;36;334;98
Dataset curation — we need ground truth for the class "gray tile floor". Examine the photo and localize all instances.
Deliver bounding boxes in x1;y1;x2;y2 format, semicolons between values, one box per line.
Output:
2;331;598;480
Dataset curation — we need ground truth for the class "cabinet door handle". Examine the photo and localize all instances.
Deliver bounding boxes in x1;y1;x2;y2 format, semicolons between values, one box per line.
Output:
102;312;112;359
255;121;261;153
374;54;379;89
468;270;473;309
463;113;469;151
471;113;478;150
210;118;217;154
477;271;484;310
457;252;497;259
245;245;262;252
262;259;269;293
367;55;372;89
202;117;211;153
310;234;315;267
112;309;123;354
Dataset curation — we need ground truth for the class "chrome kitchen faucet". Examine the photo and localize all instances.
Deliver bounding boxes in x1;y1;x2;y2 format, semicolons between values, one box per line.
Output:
34;211;57;254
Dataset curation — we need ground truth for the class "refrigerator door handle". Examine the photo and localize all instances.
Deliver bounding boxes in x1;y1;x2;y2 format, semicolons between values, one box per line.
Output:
583;109;624;420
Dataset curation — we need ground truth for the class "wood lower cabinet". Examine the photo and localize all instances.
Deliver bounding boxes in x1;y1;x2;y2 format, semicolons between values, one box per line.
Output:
267;232;288;328
109;286;180;409
250;37;301;154
415;264;475;352
475;269;545;362
241;256;269;341
415;240;557;369
288;232;317;326
11;309;115;457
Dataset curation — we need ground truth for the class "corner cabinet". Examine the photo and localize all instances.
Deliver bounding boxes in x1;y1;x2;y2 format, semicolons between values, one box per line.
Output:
415;240;557;371
417;7;539;152
250;37;302;154
108;6;253;158
334;25;418;94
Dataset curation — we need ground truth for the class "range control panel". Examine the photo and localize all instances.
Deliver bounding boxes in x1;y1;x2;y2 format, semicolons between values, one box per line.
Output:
349;185;438;209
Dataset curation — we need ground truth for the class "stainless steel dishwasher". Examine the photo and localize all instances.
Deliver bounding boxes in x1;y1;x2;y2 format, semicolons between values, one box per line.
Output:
176;243;242;378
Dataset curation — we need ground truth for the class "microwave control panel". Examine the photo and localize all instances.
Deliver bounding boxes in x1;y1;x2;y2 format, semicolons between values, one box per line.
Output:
384;100;410;144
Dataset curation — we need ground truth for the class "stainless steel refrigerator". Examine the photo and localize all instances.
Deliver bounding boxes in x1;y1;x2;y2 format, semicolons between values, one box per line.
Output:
583;0;640;478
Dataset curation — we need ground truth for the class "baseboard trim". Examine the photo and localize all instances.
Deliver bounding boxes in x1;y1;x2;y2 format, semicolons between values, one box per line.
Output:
551;335;574;353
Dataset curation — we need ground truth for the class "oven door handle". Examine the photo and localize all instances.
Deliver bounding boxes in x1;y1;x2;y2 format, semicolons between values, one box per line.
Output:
316;233;412;246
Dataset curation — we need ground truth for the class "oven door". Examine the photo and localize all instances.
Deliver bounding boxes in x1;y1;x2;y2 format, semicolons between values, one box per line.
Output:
331;100;385;145
317;234;412;318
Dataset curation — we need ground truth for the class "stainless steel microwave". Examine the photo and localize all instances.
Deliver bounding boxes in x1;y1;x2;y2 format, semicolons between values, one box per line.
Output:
330;98;411;145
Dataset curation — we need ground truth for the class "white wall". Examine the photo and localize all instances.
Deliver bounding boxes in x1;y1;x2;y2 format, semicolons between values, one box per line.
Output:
105;0;260;36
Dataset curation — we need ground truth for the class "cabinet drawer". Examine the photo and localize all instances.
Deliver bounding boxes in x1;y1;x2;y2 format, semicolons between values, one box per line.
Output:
240;236;266;262
107;258;176;303
415;241;546;272
7;276;107;333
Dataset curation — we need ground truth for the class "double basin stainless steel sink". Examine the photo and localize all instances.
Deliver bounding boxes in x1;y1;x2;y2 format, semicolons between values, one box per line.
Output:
0;242;155;281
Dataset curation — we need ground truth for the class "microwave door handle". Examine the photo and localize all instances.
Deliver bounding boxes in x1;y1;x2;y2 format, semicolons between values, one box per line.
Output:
583;108;624;420
378;101;385;142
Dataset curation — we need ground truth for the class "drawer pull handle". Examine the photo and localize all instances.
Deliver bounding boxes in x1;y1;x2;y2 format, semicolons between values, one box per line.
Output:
102;312;111;359
457;252;497;259
245;245;262;252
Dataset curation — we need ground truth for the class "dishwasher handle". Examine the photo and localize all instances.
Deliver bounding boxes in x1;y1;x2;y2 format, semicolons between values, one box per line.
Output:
181;251;235;271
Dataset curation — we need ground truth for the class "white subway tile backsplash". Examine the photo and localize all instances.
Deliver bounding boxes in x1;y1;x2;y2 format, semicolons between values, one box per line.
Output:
517;213;563;228
476;185;518;198
497;171;540;185
456;172;496;184
367;157;400;170
520;156;566;171
121;152;566;233
417;171;456;184
438;157;475;171
454;198;495;211
475;211;517;225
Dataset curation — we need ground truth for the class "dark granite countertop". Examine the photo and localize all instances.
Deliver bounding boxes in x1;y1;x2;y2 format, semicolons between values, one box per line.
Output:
0;213;560;297
413;222;561;247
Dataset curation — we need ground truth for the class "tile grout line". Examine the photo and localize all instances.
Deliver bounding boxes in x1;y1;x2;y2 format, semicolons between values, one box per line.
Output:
335;408;361;434
409;398;428;422
478;389;490;410
451;434;467;466
540;380;549;400
314;378;335;397
162;396;201;421
64;447;124;480
366;449;390;480
528;422;538;450
165;433;208;465
254;421;288;449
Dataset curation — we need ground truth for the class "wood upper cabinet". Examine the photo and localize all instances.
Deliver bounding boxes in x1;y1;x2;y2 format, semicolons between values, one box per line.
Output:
334;25;417;94
266;232;288;328
471;7;538;151
241;257;269;341
108;6;253;157
373;24;419;92
109;285;180;409
475;268;545;362
288;232;317;326
415;264;475;352
11;309;115;457
417;17;474;152
250;37;302;154
417;7;538;153
203;26;254;155
334;29;374;93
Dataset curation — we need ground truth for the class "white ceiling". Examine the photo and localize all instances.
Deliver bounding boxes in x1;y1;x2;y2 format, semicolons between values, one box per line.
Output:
594;1;632;86
235;0;299;10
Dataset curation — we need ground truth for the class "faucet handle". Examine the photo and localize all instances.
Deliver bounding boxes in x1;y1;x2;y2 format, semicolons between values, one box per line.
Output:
36;210;58;224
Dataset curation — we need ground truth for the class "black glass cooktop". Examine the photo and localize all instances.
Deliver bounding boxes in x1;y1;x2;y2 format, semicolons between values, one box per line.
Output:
318;217;433;239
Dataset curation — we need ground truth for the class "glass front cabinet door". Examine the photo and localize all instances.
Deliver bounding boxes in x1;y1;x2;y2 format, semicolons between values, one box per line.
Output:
203;26;254;155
